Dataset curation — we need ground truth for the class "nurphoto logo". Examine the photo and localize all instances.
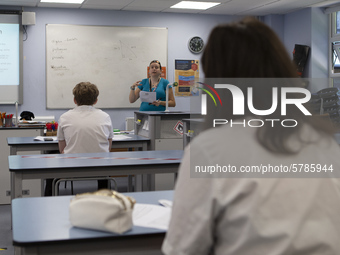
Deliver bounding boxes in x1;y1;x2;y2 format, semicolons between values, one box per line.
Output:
197;82;222;115
200;83;312;128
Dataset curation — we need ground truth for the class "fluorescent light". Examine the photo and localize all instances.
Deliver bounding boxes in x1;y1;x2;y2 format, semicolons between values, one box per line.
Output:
40;0;84;4
171;1;220;10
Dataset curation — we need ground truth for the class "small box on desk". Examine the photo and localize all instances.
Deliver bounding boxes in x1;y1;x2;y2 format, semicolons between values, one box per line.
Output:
46;131;57;136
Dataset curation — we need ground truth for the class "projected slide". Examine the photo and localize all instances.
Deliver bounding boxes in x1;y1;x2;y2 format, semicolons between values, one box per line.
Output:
0;23;19;85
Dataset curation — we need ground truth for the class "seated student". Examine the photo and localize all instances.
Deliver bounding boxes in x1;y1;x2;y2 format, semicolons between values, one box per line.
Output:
162;17;340;254
44;82;113;196
57;82;113;154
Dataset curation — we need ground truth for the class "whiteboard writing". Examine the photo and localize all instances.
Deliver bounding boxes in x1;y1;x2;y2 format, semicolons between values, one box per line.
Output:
46;24;167;109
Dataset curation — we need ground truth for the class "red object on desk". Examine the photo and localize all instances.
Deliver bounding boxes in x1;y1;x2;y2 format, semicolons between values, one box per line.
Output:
46;123;52;131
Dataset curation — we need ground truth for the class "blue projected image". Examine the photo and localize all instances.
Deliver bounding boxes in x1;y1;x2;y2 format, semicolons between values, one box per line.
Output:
0;23;19;86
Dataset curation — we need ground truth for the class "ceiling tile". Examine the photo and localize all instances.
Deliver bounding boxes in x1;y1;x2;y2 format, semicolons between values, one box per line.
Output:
0;0;38;6
123;6;169;12
81;5;125;10
37;3;81;8
126;0;177;8
81;0;134;10
84;0;131;4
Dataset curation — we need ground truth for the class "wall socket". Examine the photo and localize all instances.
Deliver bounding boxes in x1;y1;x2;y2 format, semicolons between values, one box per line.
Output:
22;190;30;195
6;190;30;196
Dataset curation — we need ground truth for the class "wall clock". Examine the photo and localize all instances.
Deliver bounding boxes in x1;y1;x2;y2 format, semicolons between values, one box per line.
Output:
188;36;204;54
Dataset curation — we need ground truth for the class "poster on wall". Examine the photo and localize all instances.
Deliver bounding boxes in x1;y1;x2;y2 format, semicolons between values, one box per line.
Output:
174;60;199;97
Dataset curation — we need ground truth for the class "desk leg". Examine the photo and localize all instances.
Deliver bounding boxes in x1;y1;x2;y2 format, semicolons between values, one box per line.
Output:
17;246;37;255
127;175;133;192
134;175;142;192
11;172;23;200
10;146;17;156
41;179;44;196
14;246;25;255
149;174;155;190
142;142;147;151
143;174;155;191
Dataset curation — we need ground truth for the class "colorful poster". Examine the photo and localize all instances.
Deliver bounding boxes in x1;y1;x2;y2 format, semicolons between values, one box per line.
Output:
174;60;199;96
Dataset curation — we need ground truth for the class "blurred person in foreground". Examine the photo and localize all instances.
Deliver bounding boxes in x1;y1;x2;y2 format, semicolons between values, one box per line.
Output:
162;17;340;255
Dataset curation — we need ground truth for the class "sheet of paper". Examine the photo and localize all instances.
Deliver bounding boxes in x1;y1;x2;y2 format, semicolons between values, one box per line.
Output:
20;120;46;124
112;135;132;140
34;136;58;141
140;91;156;103
133;203;171;230
142;120;149;131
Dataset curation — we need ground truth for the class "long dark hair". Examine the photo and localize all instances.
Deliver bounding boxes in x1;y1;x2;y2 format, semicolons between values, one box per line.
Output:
201;17;334;154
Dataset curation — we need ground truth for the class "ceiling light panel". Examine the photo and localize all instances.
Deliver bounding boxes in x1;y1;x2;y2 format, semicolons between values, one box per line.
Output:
171;1;220;10
40;0;84;3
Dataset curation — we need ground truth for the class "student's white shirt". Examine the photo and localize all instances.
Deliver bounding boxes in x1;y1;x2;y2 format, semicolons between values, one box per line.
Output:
57;105;113;154
162;124;340;255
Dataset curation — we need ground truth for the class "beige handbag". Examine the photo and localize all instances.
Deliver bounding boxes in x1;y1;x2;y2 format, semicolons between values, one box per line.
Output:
69;189;136;234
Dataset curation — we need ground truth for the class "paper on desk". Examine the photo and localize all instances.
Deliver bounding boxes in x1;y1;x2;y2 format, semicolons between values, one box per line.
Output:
140;91;156;103
133;203;171;230
34;136;58;141
20;120;46;124
142;120;149;131
112;135;132;140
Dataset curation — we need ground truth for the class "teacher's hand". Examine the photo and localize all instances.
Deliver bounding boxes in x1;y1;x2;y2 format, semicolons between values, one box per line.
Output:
151;100;161;106
131;80;142;90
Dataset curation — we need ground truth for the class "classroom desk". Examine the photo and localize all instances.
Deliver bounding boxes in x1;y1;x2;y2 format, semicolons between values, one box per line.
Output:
12;190;173;255
9;150;182;199
7;134;150;155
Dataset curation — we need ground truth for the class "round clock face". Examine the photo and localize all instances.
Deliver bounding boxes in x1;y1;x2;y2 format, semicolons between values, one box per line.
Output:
188;36;204;54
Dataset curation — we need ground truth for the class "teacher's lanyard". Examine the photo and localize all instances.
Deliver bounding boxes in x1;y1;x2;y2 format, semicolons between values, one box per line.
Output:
149;78;160;92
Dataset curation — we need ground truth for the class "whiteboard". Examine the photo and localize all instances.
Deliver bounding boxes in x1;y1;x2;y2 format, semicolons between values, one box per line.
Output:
46;24;168;109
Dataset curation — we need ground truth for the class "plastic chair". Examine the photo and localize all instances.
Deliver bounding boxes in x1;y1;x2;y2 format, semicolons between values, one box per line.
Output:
52;177;118;196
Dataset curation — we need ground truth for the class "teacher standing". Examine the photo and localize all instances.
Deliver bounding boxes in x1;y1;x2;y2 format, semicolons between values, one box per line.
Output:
129;60;176;111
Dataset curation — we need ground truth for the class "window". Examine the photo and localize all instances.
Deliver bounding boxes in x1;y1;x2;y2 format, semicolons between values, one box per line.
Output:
332;42;340;73
330;11;340;77
337;11;340;34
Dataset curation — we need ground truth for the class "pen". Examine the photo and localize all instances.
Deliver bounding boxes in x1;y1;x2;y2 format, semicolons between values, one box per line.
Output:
149;99;160;105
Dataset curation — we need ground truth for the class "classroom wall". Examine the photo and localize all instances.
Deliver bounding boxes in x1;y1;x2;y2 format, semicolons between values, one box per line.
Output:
0;6;329;129
283;7;330;93
310;7;329;79
0;7;239;129
263;14;285;42
284;8;312;78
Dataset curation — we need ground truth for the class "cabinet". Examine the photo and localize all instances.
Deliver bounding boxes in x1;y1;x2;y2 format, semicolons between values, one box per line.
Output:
134;111;199;190
182;118;204;148
0;128;44;204
134;111;198;150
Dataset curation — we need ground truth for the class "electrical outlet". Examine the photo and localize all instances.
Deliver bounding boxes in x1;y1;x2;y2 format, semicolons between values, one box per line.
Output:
6;190;30;196
22;190;30;195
